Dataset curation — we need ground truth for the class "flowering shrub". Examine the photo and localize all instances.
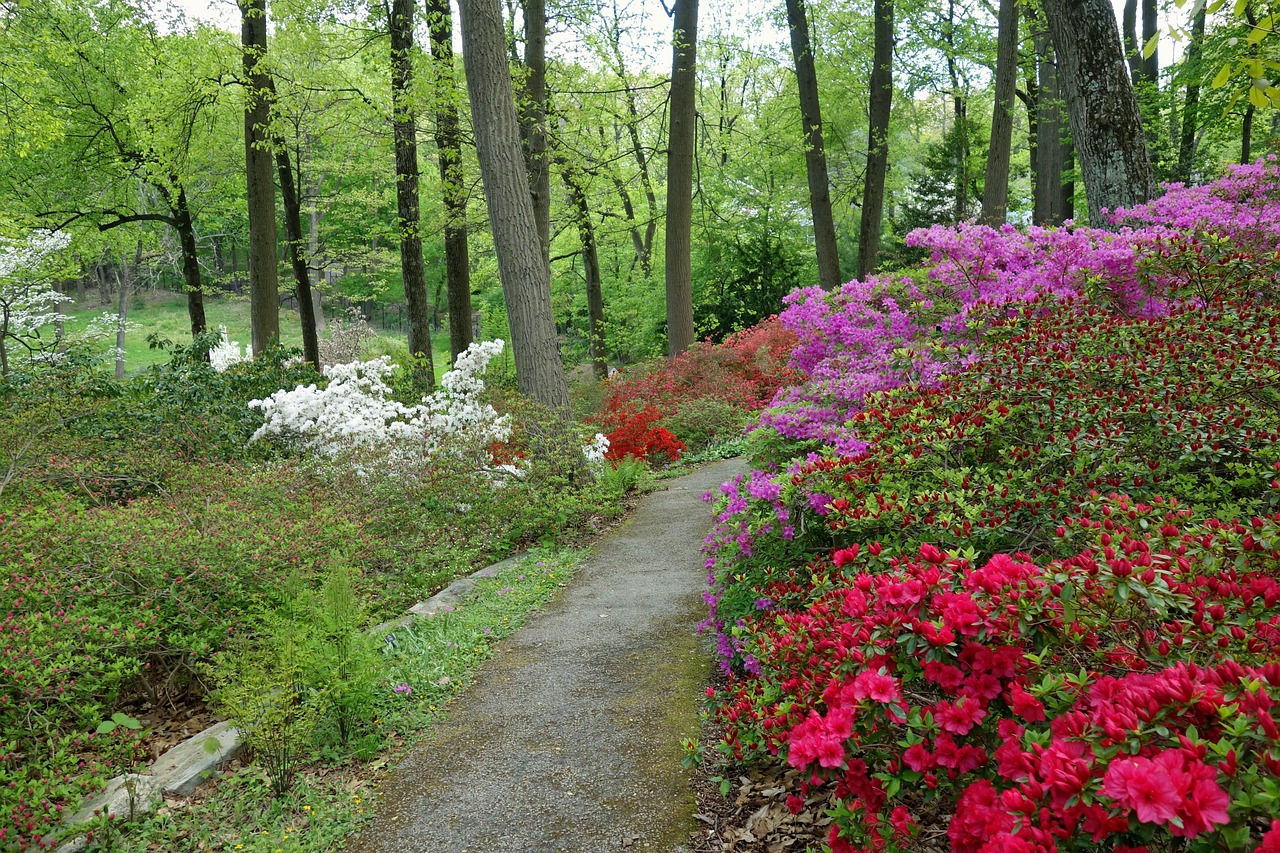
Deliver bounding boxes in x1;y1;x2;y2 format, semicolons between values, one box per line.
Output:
250;340;512;468
602;405;685;464
762;159;1280;451
700;163;1280;851
712;497;1280;851
596;315;798;452
209;325;250;372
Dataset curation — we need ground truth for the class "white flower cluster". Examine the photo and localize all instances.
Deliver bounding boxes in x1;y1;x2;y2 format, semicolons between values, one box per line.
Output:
209;326;250;372
248;340;512;465
582;432;611;467
0;230;73;351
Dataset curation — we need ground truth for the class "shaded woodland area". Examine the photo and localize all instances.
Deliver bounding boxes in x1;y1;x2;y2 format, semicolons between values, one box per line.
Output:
1;0;1273;393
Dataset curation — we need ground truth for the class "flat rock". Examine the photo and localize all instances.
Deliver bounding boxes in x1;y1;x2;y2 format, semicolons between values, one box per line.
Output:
149;719;243;796
67;773;163;827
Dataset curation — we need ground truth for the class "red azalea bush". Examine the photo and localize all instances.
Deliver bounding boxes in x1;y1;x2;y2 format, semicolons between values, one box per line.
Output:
601;405;686;463
595;316;799;452
713;493;1280;851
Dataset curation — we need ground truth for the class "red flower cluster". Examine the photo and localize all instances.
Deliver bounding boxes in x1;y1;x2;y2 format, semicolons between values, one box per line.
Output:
711;513;1280;850
602;406;685;464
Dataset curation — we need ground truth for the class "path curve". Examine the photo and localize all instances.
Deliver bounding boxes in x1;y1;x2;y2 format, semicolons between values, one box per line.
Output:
350;457;743;853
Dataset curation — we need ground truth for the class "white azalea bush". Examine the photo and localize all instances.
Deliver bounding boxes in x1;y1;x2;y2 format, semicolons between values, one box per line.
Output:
210;326;251;372
249;340;513;474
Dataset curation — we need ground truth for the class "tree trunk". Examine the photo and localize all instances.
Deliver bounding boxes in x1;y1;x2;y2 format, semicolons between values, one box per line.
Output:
270;126;322;371
945;0;968;222
173;187;207;338
427;0;473;368
457;0;569;412
1175;7;1206;184
785;0;841;290
240;0;279;356
1140;0;1158;84
604;31;657;275
981;0;1018;225
664;0;698;356
560;163;607;379
1041;0;1155;226
1122;0;1140;83
114;247;133;379
519;0;550;264
1243;4;1257;165
1022;23;1040;222
391;0;435;388
856;0;893;279
1031;11;1066;225
306;181;326;332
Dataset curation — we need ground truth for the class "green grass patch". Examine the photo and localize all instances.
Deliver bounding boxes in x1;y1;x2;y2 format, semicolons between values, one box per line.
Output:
57;291;451;378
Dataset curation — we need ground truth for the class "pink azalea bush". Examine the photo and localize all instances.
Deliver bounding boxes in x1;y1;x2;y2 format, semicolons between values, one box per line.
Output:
702;160;1280;851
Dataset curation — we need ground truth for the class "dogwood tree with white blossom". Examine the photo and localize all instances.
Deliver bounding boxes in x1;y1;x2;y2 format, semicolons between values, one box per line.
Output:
0;230;72;376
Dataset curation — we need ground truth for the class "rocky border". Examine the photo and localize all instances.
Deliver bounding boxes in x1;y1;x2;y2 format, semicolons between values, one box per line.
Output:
55;553;529;852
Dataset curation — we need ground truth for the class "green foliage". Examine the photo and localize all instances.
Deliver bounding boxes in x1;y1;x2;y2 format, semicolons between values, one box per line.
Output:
209;590;327;798
694;223;810;341
306;556;382;750
657;397;751;454
596;455;652;502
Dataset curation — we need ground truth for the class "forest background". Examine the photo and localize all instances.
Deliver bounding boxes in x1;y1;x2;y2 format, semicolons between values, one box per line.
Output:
3;0;1266;373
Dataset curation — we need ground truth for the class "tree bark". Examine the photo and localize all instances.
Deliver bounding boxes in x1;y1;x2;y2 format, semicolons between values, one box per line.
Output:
560;162;607;379
1030;9;1066;225
427;0;473;368
664;0;698;356
1041;0;1156;226
785;0;841;290
519;0;551;265
945;0;969;222
391;0;435;388
856;0;893;279
240;0;279;356
981;0;1018;225
1141;0;1158;84
1174;7;1206;184
173;187;207;338
1122;0;1140;83
270;127;321;371
457;0;569;412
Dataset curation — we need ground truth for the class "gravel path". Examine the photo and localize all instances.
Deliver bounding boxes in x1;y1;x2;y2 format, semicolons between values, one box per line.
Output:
349;457;744;853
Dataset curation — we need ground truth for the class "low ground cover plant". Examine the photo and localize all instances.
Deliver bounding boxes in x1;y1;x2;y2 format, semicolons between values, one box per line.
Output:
699;161;1280;852
0;332;623;849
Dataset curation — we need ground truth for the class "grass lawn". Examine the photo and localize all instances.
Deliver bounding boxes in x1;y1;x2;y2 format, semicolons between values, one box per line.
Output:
58;289;454;378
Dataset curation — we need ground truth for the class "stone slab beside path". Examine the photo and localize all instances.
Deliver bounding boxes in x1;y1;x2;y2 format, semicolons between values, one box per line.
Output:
350;457;744;853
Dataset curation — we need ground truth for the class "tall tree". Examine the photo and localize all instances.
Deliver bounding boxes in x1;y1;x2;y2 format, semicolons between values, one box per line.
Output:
944;0;970;222
267;105;322;371
518;0;551;264
457;0;569;411
785;0;841;290
980;0;1018;225
558;159;607;379
239;0;279;355
856;0;893;278
389;0;435;387
1175;5;1206;183
664;0;698;356
1122;0;1141;83
1141;0;1159;84
1028;5;1068;225
426;0;473;367
1041;0;1156;226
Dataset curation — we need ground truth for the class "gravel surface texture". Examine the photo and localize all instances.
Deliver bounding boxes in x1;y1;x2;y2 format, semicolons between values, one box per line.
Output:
349;457;745;853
